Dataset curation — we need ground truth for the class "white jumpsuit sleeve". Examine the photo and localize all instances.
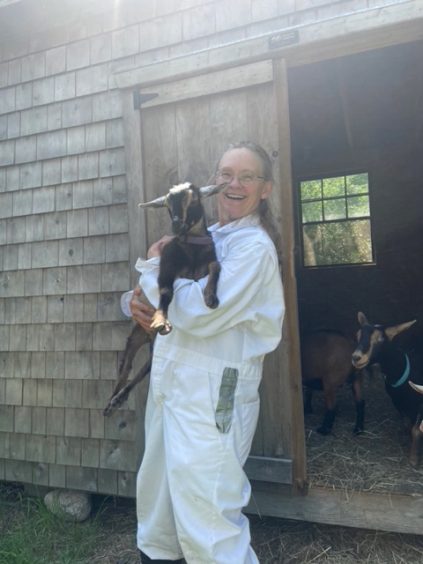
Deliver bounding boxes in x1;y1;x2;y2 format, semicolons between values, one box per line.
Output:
137;237;284;340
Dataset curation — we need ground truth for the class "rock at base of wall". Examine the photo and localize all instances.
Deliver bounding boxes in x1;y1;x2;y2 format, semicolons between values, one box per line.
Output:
44;489;92;522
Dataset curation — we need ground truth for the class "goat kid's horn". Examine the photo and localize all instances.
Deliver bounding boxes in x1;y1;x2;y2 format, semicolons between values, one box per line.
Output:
200;183;227;197
138;195;167;208
409;381;423;395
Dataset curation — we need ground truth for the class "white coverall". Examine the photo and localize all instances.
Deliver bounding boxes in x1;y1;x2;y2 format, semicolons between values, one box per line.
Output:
121;214;285;563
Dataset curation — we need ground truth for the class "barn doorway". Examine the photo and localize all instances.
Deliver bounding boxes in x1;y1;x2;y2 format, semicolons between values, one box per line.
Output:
289;40;423;494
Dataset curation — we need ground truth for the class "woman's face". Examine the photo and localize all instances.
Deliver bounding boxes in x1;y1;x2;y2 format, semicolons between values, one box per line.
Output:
216;148;272;225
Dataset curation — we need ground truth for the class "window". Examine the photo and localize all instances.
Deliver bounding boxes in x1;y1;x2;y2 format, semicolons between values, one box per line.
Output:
299;172;373;267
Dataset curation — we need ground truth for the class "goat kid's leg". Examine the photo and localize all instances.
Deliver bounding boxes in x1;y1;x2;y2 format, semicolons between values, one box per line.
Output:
151;286;174;335
409;409;423;467
351;371;365;435
203;261;221;309
116;325;149;390
318;387;337;435
103;357;152;416
409;423;422;468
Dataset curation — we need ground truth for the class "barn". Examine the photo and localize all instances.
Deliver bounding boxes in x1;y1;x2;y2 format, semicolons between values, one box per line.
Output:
0;0;422;535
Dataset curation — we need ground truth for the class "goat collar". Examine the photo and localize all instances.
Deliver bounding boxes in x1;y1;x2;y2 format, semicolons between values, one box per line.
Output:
390;353;410;388
183;234;213;245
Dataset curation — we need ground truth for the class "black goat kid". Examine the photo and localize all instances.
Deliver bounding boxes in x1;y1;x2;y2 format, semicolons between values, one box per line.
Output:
352;311;423;467
103;182;223;416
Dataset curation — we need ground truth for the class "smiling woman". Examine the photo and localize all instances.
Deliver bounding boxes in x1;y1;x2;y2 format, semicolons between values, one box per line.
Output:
215;143;274;225
127;140;285;564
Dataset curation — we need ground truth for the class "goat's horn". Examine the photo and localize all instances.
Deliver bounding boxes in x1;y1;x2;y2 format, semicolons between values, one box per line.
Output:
138;195;167;208
200;183;226;197
409;381;423;395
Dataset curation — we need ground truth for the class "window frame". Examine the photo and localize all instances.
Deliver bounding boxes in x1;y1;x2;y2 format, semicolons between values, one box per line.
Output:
297;170;376;269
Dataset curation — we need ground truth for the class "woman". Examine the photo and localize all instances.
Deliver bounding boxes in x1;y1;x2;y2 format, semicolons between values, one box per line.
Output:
124;142;285;563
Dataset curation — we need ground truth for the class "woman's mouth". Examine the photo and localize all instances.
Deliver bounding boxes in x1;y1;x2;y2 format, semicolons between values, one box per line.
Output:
224;193;245;200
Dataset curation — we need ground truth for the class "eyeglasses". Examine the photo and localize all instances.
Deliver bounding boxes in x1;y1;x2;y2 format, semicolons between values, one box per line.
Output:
216;171;266;187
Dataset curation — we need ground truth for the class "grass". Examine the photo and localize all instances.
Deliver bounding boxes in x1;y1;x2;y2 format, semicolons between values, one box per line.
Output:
0;483;104;564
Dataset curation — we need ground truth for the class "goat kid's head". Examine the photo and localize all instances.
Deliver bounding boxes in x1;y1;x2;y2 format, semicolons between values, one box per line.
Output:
351;311;416;370
139;182;223;236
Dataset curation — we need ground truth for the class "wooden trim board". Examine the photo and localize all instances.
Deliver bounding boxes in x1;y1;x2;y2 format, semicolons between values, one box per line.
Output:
247;483;423;535
136;60;273;108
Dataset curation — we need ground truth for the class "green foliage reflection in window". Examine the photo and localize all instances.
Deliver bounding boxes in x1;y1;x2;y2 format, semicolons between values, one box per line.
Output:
300;173;373;266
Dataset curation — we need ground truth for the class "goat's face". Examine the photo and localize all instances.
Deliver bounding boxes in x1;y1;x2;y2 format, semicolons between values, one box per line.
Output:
166;183;203;236
351;311;417;369
139;182;225;235
352;313;385;370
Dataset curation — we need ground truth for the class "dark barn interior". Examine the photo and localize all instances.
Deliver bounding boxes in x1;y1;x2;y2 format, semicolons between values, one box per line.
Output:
289;40;423;342
288;40;423;490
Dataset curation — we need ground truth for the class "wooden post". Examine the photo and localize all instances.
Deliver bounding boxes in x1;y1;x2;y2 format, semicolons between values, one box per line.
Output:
273;57;307;493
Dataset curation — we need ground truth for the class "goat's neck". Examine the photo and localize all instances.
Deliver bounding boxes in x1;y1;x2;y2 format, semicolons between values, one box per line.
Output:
378;343;409;386
187;216;209;237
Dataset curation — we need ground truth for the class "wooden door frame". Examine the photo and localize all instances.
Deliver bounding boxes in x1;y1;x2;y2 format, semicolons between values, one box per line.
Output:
119;59;304;488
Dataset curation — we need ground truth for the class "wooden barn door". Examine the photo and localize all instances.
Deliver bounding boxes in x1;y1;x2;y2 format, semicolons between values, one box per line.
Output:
129;59;305;489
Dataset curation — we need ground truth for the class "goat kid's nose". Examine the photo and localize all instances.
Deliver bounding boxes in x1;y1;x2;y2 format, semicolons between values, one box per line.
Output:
352;352;362;363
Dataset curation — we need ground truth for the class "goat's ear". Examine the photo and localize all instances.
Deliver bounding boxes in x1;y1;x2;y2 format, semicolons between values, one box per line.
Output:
357;312;368;326
385;319;416;341
138;195;167;208
200;183;226;198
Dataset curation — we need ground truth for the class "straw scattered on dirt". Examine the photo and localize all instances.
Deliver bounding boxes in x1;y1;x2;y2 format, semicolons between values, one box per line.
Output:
90;496;423;564
304;367;423;495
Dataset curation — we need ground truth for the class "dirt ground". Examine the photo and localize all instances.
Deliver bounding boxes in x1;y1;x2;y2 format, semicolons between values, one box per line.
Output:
90;495;423;564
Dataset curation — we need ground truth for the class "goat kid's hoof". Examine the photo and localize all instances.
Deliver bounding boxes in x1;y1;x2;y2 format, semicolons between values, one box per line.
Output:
103;389;129;416
150;313;172;335
204;293;219;309
353;426;364;436
150;319;172;335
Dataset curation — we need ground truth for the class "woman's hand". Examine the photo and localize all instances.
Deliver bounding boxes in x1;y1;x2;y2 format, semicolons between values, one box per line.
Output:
130;287;156;335
147;235;174;258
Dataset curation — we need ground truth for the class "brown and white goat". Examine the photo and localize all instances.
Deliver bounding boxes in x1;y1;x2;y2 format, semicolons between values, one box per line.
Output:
103;182;223;416
352;312;423;467
302;330;364;435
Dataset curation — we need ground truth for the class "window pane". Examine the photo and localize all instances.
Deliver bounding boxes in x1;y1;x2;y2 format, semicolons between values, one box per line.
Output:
302;201;322;223
348;195;370;218
323;198;346;220
322;176;345;198
346;173;368;195
301;180;321;201
303;220;373;266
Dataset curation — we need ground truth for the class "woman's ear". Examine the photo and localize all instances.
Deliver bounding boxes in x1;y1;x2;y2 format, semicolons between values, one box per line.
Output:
261;181;273;200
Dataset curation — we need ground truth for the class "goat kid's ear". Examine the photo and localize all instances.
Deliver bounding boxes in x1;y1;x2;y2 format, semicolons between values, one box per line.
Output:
384;319;417;341
357;311;368;326
200;183;226;198
138;195;167;208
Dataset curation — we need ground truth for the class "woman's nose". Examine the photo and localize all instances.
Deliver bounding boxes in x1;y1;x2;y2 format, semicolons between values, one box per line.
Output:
228;175;241;187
